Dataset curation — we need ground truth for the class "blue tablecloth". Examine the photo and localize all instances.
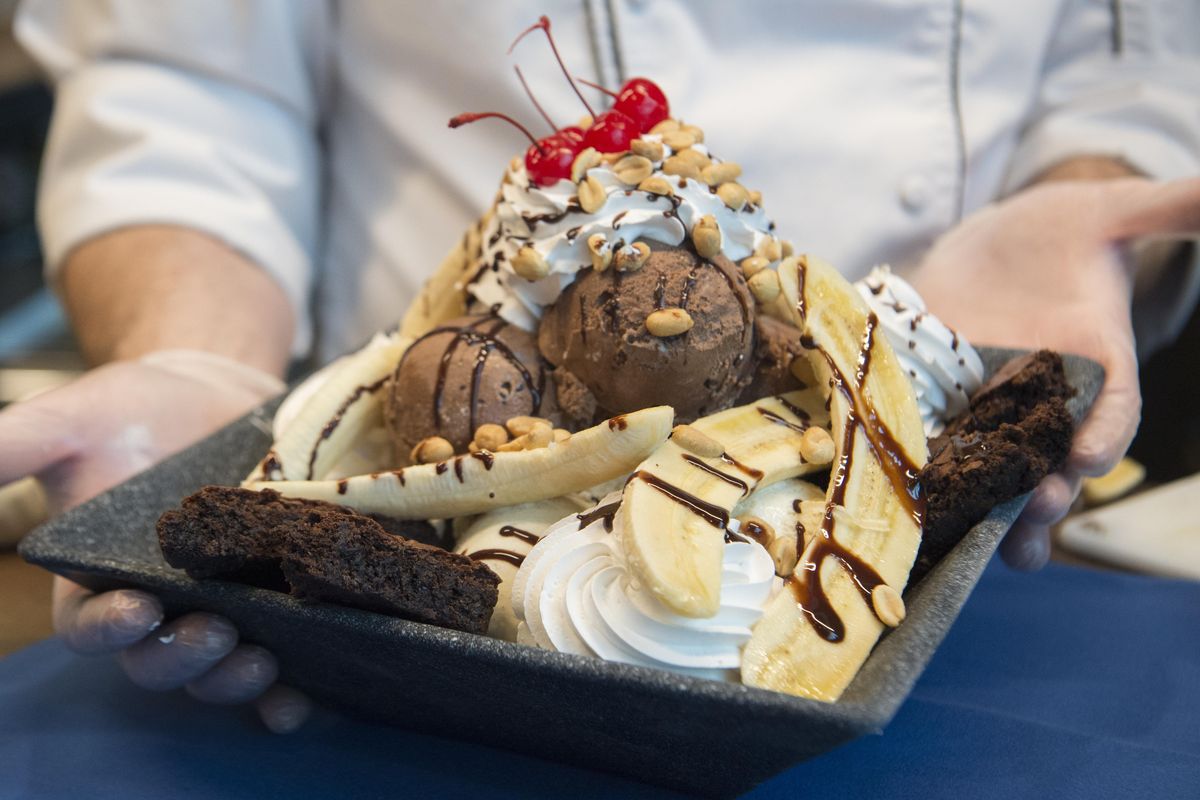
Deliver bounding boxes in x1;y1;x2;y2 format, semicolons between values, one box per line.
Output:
2;561;1198;799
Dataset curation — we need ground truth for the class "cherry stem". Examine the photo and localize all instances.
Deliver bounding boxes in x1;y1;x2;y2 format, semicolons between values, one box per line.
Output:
575;76;619;100
514;65;558;135
508;16;596;117
448;112;546;154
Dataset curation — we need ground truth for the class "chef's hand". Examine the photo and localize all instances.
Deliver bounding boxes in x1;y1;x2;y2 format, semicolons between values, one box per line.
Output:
0;349;310;732
912;175;1200;569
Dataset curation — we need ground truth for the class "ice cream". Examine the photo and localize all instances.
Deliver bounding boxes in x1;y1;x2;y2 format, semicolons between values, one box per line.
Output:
382;314;563;463
854;266;985;436
512;494;778;680
537;243;756;421
736;315;810;404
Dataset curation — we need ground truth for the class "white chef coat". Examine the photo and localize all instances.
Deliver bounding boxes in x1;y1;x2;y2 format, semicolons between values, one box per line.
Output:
15;0;1200;361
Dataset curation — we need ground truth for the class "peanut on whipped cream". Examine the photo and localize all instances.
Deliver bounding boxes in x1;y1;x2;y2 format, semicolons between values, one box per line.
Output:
465;137;778;332
512;494;778;681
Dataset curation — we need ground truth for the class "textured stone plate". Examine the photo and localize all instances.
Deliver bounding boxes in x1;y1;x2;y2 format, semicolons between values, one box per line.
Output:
20;348;1102;798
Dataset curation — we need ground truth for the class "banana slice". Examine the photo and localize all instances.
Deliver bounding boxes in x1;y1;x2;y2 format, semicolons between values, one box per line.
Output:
244;333;411;483
621;390;832;619
741;255;927;701
249;407;673;520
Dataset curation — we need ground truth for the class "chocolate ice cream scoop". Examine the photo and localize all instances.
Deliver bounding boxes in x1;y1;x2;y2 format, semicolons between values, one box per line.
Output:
384;315;560;463
537;242;756;422
737;315;810;404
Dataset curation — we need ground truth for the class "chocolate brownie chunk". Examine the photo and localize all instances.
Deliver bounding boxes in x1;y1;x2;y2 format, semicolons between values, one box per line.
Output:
279;513;498;634
158;487;499;634
914;351;1074;580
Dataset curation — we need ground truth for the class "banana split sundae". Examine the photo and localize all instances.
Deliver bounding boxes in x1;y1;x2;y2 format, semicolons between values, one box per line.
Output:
158;17;1074;702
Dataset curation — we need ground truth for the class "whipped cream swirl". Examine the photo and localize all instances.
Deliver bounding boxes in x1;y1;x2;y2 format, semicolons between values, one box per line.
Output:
854;265;985;437
512;494;778;681
467;140;775;331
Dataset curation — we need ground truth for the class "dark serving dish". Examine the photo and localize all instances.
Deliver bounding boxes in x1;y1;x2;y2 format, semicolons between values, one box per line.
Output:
20;348;1102;797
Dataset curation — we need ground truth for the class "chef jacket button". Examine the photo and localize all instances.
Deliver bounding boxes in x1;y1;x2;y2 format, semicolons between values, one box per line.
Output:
899;174;932;213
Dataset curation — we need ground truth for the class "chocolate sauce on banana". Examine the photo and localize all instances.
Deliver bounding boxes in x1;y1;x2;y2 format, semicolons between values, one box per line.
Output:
468;548;526;567
756;407;808;434
305;375;390;479
577;501;621;532
629;471;729;529
498;526;540;545
785;311;923;641
722;453;765;483
681;454;750;496
470;451;496;470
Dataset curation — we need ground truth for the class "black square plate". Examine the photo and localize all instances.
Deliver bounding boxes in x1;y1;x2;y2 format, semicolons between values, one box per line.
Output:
19;348;1102;797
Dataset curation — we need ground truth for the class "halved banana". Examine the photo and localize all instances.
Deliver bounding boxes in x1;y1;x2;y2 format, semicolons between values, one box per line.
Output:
741;255;927;701
620;390;832;619
244;333;411;483
249;407;673;520
398;207;492;338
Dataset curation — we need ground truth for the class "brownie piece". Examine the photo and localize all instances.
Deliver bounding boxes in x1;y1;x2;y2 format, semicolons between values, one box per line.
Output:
158;487;499;634
279;513;499;634
914;350;1074;580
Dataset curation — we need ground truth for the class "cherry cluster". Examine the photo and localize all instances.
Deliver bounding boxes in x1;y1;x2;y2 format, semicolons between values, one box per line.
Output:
449;16;670;186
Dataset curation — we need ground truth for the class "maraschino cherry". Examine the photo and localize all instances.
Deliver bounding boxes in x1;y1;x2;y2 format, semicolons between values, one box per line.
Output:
579;77;670;133
448;112;575;186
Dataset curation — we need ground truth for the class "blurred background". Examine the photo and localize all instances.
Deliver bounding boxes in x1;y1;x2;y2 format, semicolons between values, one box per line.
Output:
0;3;1196;656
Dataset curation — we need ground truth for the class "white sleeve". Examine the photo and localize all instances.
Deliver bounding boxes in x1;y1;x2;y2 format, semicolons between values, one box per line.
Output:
1003;0;1200;188
1003;0;1200;354
15;0;330;355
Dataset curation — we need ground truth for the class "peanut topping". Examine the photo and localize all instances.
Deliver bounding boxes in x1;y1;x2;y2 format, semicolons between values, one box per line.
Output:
692;215;722;259
768;536;799;578
756;238;783;262
701;162;742;187
471;423;508;452
411;436;454;465
505;415;553;437
638;176;675;196
553;428;571;443
740;255;769;278
587;233;612;272
670;424;724;458
680;123;705;143
613;241;651;272
649;119;680;135
645;307;694;337
872;584;906;627
662;155;701;181
799;426;835;465
748;268;781;303
673;148;711;168
717;182;750;211
512;246;550;281
630;138;665;162
578;173;607;213
662;130;697;151
570;147;601;184
613;154;654;185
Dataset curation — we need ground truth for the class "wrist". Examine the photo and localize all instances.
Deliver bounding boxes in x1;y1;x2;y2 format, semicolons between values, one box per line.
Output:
1030;155;1141;185
137;349;286;404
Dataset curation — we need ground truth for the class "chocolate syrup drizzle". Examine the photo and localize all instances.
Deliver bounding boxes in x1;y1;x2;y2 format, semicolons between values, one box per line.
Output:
468;548;526;567
399;315;548;440
681;454;751;496
628;470;730;529
577;501;620;532
785;311;925;643
305;376;389;479
498;526;540;545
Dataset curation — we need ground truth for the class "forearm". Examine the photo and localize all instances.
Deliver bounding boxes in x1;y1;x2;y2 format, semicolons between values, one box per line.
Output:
60;225;295;376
